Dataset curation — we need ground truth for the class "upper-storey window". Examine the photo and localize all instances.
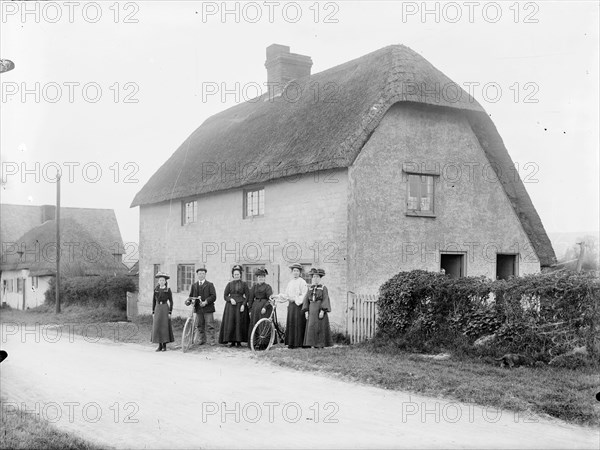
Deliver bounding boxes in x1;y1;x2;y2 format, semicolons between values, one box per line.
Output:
244;188;265;218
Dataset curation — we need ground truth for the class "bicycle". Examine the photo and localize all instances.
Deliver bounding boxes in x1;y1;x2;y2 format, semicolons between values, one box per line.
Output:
182;296;200;353
249;295;288;352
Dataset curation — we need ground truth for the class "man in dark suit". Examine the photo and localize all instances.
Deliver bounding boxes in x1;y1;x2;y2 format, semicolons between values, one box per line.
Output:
188;265;217;345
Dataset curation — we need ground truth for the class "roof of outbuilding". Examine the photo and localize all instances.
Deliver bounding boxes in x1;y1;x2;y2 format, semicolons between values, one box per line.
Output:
0;217;128;276
130;44;556;266
0;204;125;256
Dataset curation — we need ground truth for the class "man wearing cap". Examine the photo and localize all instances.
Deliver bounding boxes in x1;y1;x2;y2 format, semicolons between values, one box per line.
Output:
188;265;217;345
280;263;308;349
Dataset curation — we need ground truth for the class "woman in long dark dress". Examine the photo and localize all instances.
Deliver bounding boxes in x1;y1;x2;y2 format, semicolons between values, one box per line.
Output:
283;263;308;348
151;272;174;351
247;268;273;346
302;268;332;348
219;265;250;347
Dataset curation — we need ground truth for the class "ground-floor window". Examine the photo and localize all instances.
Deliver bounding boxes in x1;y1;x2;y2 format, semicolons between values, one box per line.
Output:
496;254;518;280
243;264;266;288
177;264;195;293
31;276;39;289
440;253;465;278
300;263;313;284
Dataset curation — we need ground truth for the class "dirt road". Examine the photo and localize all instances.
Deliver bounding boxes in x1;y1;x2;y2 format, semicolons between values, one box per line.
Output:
1;325;597;449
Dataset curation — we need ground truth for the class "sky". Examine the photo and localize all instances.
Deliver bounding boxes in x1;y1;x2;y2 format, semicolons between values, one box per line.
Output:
1;1;599;263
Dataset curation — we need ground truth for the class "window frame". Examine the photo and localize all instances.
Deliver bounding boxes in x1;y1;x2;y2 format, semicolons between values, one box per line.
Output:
243;187;265;219
181;199;198;225
403;164;439;218
496;253;519;280
177;264;195;293
243;264;266;288
440;251;467;278
300;263;313;285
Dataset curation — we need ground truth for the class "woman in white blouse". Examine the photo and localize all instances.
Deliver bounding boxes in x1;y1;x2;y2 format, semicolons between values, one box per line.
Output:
281;263;308;348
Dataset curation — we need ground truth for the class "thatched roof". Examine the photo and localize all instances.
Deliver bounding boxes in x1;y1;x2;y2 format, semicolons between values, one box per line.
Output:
0;204;125;257
130;44;556;266
0;204;46;249
1;218;127;276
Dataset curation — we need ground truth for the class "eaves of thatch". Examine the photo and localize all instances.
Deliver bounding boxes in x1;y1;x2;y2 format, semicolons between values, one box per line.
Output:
130;45;556;267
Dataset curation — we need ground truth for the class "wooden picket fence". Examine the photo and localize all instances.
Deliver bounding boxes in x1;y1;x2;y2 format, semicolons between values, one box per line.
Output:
346;292;379;344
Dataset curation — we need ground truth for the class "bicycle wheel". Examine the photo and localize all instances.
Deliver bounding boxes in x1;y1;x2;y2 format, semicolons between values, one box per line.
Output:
182;317;194;353
250;318;275;352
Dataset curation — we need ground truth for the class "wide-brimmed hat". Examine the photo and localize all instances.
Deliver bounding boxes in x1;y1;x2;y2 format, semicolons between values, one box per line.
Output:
289;263;303;271
196;264;207;273
231;264;243;275
309;268;325;278
254;268;268;277
155;271;170;280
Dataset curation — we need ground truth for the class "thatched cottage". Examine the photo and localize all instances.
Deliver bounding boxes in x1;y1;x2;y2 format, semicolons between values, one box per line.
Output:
0;204;126;309
131;44;556;329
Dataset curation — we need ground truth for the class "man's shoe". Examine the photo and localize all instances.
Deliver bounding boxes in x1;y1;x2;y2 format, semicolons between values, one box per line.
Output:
155;345;162;352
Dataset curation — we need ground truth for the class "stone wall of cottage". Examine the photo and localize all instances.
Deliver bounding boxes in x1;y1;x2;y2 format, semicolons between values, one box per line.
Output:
138;169;349;331
347;103;542;295
0;270;49;309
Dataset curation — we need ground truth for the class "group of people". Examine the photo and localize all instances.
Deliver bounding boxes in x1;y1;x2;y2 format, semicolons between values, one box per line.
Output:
150;264;332;351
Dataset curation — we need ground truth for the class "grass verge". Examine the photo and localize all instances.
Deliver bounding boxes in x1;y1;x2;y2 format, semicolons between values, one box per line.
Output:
0;396;107;450
260;339;600;427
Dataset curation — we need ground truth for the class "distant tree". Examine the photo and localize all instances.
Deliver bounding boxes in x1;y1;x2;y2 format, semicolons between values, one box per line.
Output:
560;235;599;271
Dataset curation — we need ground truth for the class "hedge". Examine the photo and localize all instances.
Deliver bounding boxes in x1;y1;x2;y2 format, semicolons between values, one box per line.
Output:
377;270;599;361
44;275;137;310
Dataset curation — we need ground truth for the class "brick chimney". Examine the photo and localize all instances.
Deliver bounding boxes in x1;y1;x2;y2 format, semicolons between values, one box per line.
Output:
265;44;312;90
41;204;56;223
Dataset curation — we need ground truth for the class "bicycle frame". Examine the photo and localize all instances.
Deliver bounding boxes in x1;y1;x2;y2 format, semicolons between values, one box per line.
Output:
250;296;288;352
182;296;200;353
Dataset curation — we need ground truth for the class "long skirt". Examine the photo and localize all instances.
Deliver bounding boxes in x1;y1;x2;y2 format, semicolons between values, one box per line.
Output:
303;301;332;348
219;300;249;343
248;299;272;344
285;302;306;347
151;303;174;343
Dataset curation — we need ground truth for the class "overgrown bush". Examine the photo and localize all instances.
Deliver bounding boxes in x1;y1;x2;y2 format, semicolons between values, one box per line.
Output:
377;270;599;362
44;275;137;310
